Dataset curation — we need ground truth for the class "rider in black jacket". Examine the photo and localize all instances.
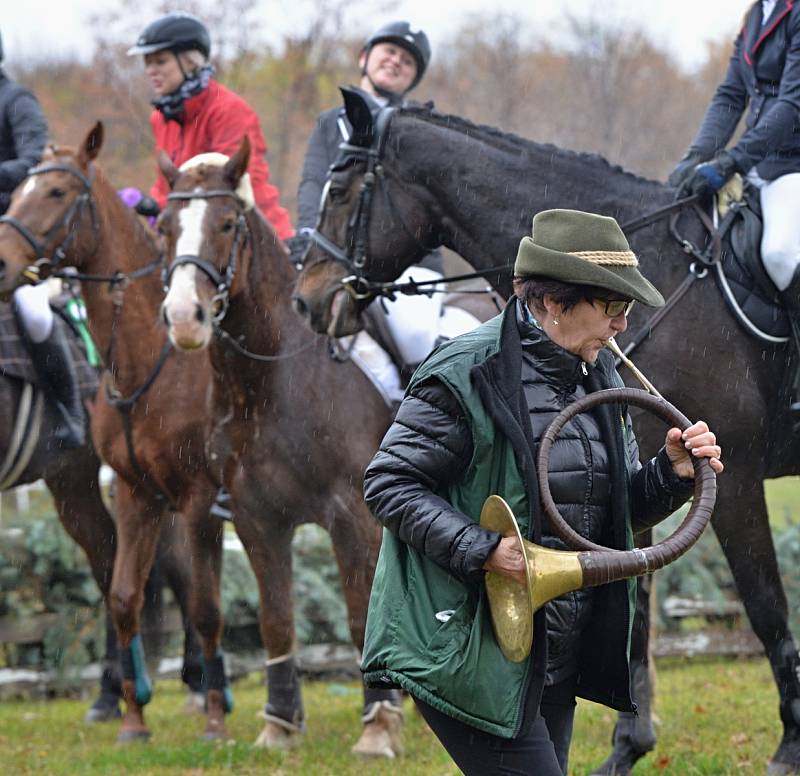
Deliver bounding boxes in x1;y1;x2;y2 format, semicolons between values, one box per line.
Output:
0;31;84;448
293;23;447;382
669;0;800;412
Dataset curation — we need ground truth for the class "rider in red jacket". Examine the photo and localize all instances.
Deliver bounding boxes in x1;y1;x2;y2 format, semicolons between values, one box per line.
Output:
129;13;294;241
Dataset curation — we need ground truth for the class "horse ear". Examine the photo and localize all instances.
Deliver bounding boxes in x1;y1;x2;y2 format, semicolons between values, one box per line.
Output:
78;121;104;165
158;150;180;189
223;136;251;187
340;86;374;146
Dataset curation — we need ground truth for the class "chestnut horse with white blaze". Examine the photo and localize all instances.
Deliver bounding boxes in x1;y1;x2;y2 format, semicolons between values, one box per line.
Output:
158;138;404;757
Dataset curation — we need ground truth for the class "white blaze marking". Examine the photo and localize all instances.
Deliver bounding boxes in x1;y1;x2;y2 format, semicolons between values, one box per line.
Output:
165;196;207;308
21;177;38;197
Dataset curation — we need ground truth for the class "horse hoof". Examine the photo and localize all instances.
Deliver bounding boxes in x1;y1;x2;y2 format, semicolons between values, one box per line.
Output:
184;691;206;716
253;715;303;750
352;701;404;759
116;728;151;744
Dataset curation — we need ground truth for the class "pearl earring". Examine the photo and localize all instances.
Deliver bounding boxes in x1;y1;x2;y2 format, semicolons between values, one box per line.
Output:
553;317;559;326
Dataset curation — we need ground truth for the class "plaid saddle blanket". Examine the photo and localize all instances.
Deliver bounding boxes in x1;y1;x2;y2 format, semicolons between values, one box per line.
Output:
0;301;99;398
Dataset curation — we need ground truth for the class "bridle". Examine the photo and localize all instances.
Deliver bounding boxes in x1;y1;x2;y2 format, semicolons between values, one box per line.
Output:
164;189;248;322
301;105;443;303
0;162;99;279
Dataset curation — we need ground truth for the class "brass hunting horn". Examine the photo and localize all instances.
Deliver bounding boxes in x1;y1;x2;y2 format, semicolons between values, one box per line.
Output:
480;348;716;663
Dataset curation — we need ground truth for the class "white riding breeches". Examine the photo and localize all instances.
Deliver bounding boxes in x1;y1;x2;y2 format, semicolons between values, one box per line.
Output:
13;282;54;343
748;171;800;291
375;266;445;365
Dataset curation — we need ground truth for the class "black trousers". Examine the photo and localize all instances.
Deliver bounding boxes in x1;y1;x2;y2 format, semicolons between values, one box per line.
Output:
414;677;577;776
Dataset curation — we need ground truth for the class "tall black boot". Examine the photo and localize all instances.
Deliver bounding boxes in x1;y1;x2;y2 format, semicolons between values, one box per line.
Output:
782;266;800;413
28;321;86;449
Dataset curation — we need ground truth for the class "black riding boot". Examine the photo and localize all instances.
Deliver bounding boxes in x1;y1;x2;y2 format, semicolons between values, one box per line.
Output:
782;266;800;413
28;322;86;449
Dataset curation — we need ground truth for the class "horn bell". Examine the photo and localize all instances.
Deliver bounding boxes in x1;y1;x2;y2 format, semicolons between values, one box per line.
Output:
480;495;583;663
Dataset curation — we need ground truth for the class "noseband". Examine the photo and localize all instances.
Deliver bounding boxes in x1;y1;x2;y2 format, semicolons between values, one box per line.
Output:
301;106;442;303
0;163;98;279
164;189;248;322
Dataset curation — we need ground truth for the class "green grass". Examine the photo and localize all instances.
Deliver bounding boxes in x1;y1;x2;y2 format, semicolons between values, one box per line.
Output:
765;476;800;528
0;656;783;775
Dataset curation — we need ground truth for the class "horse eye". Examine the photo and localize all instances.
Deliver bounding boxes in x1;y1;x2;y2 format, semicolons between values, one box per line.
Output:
48;188;66;199
221;220;235;233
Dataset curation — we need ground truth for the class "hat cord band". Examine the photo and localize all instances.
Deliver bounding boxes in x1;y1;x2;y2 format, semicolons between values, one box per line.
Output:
568;250;638;266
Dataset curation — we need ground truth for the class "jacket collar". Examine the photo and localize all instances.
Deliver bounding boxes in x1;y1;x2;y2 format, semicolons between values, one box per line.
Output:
517;300;586;387
179;79;217;124
744;0;794;65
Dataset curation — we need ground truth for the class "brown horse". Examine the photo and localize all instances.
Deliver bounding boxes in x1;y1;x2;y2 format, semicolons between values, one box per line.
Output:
156;141;403;757
0;124;230;743
291;94;800;775
0;313;203;722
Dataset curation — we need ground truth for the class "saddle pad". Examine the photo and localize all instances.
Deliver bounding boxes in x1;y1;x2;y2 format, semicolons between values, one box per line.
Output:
0;302;99;397
717;206;789;342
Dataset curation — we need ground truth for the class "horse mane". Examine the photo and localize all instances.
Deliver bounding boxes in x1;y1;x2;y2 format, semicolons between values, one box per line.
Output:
397;104;658;189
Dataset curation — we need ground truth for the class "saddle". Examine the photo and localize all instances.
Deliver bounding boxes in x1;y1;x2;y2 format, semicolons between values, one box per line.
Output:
0;299;99;398
713;184;790;342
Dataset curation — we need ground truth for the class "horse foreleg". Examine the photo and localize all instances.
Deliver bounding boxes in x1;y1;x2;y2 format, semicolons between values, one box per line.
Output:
45;450;119;722
328;504;403;760
179;490;229;740
109;483;163;743
157;518;204;713
234;510;303;749
713;482;800;774
591;572;656;776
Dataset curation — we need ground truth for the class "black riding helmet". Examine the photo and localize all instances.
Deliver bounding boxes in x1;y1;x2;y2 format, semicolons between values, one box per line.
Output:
362;21;431;92
127;13;211;59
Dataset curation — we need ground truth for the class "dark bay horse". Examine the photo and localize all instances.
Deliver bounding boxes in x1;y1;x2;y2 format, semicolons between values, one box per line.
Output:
291;93;800;775
156;143;402;757
0;124;230;743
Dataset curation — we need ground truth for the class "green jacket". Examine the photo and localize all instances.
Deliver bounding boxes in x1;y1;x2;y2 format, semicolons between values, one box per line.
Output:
362;303;641;738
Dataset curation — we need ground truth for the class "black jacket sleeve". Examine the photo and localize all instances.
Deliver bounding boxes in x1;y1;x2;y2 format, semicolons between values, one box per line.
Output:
0;90;48;194
687;33;749;161
363;378;502;584
296;108;342;231
624;412;695;533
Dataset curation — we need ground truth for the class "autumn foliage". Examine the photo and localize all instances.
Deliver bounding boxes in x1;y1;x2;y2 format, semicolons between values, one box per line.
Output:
6;1;734;222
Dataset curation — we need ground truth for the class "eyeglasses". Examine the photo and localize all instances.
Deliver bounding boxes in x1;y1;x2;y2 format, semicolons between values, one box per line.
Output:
592;297;635;318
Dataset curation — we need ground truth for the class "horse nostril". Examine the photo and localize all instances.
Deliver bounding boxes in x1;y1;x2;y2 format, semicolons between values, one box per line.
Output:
0;258;6;279
195;304;205;324
161;305;170;327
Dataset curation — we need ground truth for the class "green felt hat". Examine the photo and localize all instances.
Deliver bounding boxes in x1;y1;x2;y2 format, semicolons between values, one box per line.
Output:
514;209;665;307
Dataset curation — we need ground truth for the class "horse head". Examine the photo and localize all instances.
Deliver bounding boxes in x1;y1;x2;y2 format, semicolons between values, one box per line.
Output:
159;137;255;351
0;122;103;296
292;88;443;337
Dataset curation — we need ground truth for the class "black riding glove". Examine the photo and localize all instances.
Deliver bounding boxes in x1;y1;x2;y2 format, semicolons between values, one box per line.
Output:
286;233;311;268
667;151;706;189
680;151;740;199
135;195;161;218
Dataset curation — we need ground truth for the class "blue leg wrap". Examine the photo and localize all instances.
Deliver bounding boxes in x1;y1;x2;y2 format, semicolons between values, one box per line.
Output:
119;634;152;706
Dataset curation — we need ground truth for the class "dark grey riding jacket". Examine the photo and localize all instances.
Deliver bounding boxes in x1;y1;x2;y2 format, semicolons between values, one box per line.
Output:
687;0;800;180
0;70;47;214
364;301;693;687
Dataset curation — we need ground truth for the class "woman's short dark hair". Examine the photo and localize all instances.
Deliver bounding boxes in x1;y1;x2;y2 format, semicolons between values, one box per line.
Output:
513;276;599;317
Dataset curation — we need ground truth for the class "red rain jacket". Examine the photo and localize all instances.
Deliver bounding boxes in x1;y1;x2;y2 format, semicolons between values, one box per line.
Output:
149;80;294;240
